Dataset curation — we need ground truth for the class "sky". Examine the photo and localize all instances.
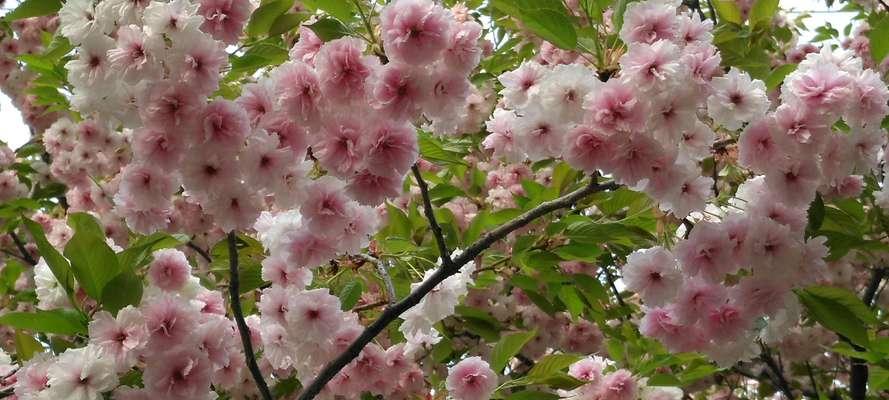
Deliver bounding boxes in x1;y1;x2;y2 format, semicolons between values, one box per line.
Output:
0;0;858;150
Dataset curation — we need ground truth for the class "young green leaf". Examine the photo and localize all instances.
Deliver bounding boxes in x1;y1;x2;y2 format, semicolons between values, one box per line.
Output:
63;213;121;300
4;0;63;21
0;309;87;335
490;330;537;372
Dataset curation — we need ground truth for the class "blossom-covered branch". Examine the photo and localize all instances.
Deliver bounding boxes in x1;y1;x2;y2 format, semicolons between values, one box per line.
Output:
297;176;619;399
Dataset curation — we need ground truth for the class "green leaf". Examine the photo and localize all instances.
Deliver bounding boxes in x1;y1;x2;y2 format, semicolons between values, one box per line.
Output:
14;330;43;361
520;8;577;50
868;14;889;64
712;0;743;25
490;330;537;372
117;232;189;271
680;364;719;384
0;310;87;335
63;213;120;300
23;218;75;297
246;0;295;37
764;63;797;90
307;17;352;41
418;133;466;166
384;203;413;239
339;280;364;310
648;374;682;386
805;193;824;237
269;13;307;36
748;0;778;28
558;286;585;318
797;286;872;347
818;230;889;261
44;35;73;61
0;259;24;295
100;270;143;314
526;353;583;381
4;0;62;21
507;392;560;400
802;286;877;325
230;41;289;75
301;0;355;21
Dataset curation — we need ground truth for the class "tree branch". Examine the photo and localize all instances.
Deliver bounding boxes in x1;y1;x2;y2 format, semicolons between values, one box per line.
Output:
849;267;885;400
759;343;796;400
187;240;213;263
9;231;36;266
296;177;619;399
227;232;273;400
806;362;819;399
412;164;453;266
705;0;718;23
602;265;628;317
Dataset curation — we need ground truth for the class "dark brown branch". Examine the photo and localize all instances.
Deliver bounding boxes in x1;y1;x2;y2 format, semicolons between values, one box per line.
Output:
449;178;620;267
712;137;736;152
411;164;453;266
602;265;628;317
9;231;36;266
296;177;619;400
849;267;885;400
863;268;886;307
227;232;273;400
805;362;819;399
187;240;212;263
759;343;796;399
705;0;718;23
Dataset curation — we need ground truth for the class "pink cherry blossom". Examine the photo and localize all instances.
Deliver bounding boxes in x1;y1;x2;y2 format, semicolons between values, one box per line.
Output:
445;357;497;400
197;0;252;45
380;0;452;65
147;249;192;292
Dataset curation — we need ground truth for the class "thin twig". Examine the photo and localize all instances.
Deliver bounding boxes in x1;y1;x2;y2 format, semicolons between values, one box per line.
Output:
9;231;36;266
227;232;273;400
602;265;628;317
0;387;12;399
806;362;819;399
359;254;397;305
352;300;388;312
187;240;212;263
712;137;737;152
759;343;796;400
1;249;31;264
411;164;453;266
296;177;619;400
705;0;718;23
863;267;886;307
848;267;885;400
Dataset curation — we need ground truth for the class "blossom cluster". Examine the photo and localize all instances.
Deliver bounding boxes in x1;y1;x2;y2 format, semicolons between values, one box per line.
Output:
561;356;683;400
46;0;484;244
482;0;889;367
16;246;257;400
253;210;427;399
0;15;63;131
484;0;721;219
